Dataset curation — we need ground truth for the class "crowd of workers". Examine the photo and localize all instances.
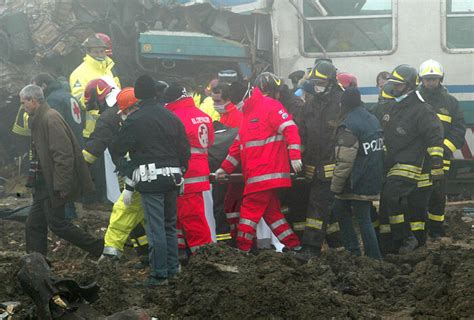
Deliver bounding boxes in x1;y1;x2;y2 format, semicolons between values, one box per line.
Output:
14;33;466;287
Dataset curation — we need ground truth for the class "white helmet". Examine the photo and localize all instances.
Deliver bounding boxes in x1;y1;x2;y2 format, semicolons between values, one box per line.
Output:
418;59;444;79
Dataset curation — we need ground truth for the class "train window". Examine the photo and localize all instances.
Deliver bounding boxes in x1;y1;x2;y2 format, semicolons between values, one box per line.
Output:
301;0;394;55
445;0;474;49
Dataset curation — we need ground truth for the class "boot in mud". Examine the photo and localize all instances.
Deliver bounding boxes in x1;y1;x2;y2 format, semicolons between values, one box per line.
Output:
398;236;419;254
294;245;320;262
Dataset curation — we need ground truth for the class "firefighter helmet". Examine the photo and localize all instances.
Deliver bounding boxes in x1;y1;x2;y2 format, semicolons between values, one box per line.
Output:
95;33;113;56
418;59;444;79
380;82;395;100
308;60;337;81
82;35;108;49
254;72;283;95
387;64;419;90
117;87;138;114
84;78;114;110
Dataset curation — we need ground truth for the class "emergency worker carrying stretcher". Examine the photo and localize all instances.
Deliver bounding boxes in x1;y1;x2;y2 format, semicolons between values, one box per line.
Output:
163;83;215;255
215;73;302;253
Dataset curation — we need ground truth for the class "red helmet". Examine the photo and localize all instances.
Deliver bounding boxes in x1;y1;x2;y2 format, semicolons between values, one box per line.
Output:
95;33;113;57
337;72;358;89
84;78;114;110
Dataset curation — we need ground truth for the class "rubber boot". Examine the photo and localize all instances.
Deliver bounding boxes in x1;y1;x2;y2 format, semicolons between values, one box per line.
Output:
294;245;320;262
398;236;419;254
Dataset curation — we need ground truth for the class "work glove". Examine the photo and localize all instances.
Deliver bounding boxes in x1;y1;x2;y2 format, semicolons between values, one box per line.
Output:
215;168;227;180
122;189;134;206
291;159;303;174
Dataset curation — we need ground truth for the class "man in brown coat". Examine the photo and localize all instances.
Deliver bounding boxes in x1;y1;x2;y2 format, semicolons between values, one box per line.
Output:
20;84;103;257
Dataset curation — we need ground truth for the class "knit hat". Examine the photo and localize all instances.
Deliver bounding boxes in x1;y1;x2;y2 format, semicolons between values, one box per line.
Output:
134;75;156;99
162;82;188;104
341;87;361;109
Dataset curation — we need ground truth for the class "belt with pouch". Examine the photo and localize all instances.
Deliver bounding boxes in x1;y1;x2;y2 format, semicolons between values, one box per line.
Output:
133;163;182;183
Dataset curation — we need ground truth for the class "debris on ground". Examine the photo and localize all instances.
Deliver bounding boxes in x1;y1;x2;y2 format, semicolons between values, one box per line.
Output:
0;200;472;318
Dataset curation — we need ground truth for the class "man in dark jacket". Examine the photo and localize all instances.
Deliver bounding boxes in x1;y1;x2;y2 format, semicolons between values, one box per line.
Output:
331;88;383;259
33;74;85;220
418;59;466;238
296;60;343;260
20;84;103;258
114;75;190;287
374;65;444;254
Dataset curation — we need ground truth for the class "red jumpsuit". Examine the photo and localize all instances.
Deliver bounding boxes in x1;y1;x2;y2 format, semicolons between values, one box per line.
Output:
219;102;243;128
165;97;215;253
220;88;301;251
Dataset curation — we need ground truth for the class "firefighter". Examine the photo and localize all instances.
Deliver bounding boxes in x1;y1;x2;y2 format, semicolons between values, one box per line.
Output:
114;75;190;287
296;60;343;260
418;59;466;238
193;79;220;121
162;83;215;254
215;73;302;253
330;88;383;259
69;34;121;139
81;84;148;262
78;77;120;206
375;64;444;254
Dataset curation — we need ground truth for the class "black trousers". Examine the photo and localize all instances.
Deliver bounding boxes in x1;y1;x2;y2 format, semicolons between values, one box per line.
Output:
427;180;446;236
378;178;430;253
302;180;341;249
408;186;432;246
26;196;103;257
284;181;310;238
212;182;231;240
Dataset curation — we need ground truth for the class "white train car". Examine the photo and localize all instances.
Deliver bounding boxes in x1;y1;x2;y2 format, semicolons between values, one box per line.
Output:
272;0;473;192
273;0;473;153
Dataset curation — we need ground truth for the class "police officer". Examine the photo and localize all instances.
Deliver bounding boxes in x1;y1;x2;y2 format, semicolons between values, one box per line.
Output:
375;64;444;254
331;87;383;259
296;60;343;260
114;75;190;287
418;59;466;238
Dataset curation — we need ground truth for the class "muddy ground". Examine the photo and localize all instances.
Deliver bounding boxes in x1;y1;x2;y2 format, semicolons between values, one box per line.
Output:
0;196;473;319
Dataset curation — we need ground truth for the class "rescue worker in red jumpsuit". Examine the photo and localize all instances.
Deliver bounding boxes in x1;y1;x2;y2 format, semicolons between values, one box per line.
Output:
163;83;215;254
212;82;243;128
215;73;302;252
210;82;243;240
